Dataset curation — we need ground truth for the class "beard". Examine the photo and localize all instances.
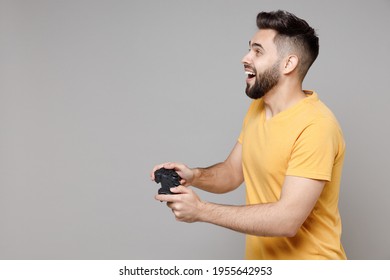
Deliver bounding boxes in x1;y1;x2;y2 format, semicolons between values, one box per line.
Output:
245;61;280;99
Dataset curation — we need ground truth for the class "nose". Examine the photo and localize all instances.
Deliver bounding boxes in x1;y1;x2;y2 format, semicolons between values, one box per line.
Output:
241;51;252;65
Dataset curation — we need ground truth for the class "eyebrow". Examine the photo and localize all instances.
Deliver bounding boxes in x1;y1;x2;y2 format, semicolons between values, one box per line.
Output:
249;41;265;51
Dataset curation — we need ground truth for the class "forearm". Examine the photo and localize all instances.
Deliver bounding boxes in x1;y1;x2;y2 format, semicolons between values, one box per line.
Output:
191;162;243;194
197;201;298;237
158;176;321;238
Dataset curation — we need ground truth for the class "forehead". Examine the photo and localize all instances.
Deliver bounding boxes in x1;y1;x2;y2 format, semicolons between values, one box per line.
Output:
250;29;278;51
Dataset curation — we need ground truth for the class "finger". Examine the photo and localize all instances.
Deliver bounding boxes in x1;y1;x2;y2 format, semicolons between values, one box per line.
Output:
164;162;189;173
150;162;172;180
167;201;174;209
170;185;189;194
155;194;179;202
162;162;178;170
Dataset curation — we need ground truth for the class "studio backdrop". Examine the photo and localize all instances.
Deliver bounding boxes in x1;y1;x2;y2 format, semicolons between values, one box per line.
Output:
0;0;389;259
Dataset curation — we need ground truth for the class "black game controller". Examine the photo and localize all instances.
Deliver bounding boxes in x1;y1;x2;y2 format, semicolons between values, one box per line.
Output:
154;168;181;194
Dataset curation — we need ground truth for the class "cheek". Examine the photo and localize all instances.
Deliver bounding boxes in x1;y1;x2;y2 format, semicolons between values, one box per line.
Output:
254;55;278;71
253;60;268;73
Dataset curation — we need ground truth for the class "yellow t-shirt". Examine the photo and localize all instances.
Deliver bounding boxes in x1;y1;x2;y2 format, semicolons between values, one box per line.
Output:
238;91;346;259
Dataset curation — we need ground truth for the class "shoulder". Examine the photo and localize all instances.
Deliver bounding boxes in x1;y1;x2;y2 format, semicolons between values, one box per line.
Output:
302;91;342;132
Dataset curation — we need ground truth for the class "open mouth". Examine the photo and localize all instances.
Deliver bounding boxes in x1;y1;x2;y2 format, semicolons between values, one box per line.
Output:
245;70;256;80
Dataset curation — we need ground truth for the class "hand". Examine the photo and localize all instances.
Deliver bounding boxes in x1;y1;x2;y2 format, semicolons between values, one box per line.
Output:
155;185;205;223
150;162;195;187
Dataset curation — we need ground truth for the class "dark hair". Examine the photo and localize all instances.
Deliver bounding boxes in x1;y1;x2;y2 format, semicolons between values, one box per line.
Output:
256;10;319;79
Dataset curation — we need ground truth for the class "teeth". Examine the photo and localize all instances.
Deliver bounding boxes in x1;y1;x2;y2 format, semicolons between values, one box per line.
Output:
245;71;255;75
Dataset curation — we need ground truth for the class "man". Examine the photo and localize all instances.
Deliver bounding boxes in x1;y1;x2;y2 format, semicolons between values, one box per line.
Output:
151;10;346;260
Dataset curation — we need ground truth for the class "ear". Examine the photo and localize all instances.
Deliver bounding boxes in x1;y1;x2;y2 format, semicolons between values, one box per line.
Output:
282;55;299;74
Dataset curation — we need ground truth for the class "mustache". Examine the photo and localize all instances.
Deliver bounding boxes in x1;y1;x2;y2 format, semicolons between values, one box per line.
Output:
243;63;257;74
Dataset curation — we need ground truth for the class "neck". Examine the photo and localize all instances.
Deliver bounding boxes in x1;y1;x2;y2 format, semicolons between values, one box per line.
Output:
263;81;306;119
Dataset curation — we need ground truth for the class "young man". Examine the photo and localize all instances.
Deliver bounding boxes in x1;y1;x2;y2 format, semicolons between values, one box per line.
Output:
151;10;346;259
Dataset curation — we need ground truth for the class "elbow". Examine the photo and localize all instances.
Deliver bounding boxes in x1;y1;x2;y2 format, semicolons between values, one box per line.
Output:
277;220;301;238
283;226;299;238
272;204;305;237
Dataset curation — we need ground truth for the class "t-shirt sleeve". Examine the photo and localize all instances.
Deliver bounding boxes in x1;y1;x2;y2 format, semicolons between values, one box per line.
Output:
286;118;341;181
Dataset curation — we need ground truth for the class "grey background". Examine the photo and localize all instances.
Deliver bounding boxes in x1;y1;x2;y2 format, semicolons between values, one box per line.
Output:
0;0;389;259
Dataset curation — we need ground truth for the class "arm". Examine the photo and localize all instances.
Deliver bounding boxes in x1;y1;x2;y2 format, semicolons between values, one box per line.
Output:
192;141;244;193
157;175;325;237
151;142;244;194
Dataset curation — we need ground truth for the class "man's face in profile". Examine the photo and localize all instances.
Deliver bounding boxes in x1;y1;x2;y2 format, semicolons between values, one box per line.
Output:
242;29;281;99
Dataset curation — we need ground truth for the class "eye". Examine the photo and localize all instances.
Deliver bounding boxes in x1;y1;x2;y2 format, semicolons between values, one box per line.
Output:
255;49;262;55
